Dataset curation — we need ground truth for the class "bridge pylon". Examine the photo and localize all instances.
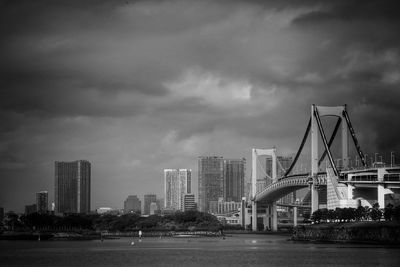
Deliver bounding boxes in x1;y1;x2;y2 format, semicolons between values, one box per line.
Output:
311;105;349;212
251;104;367;231
251;148;278;231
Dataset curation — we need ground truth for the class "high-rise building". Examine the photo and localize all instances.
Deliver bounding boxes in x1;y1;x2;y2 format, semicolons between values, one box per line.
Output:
149;202;158;215
124;195;141;214
156;199;164;212
183;194;196;211
164;169;179;210
164;169;192;211
143;194;157;215
224;158;245;202
209;198;241;215
36;191;48;214
55;160;91;214
198;156;224;213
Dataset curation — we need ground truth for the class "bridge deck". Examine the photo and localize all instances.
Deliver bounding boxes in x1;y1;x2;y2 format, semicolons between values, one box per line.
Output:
254;168;400;203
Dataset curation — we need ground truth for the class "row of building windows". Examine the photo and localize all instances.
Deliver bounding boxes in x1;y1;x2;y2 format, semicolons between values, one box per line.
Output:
350;175;378;181
384;174;400;181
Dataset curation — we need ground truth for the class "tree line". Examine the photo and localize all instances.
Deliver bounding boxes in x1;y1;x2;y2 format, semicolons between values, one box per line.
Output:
1;210;224;232
310;203;400;224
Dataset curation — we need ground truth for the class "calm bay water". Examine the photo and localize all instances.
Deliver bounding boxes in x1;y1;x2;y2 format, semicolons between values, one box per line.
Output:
0;234;399;266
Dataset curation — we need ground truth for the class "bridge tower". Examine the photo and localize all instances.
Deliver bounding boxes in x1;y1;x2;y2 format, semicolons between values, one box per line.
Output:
251;104;366;232
251;148;278;231
311;105;349;213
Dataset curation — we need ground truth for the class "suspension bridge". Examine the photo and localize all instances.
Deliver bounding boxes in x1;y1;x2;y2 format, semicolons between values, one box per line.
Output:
250;105;400;231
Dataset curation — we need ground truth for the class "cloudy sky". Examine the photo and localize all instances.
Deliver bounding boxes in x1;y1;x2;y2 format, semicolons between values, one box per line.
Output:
1;0;400;212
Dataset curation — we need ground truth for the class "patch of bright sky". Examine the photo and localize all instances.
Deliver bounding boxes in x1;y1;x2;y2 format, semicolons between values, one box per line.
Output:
164;68;251;106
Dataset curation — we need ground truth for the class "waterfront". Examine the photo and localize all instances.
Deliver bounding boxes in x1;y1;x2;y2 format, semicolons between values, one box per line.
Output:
0;234;399;266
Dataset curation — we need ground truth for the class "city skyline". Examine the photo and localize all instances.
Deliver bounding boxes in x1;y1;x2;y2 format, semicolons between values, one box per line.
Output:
1;1;400;212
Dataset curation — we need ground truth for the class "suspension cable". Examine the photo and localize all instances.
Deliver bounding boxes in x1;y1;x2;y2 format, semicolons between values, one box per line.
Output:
342;109;367;167
277;158;286;174
318;117;342;166
284;118;311;177
314;106;338;176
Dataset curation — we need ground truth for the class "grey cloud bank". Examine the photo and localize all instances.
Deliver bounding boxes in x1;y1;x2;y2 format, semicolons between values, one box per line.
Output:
1;0;400;211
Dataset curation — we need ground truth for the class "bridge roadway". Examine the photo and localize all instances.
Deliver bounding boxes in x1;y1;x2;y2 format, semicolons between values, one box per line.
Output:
340;166;400;185
254;173;326;203
254;167;400;204
252;167;400;232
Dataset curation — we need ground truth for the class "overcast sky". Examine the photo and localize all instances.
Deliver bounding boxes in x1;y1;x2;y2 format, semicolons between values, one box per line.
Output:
1;0;400;212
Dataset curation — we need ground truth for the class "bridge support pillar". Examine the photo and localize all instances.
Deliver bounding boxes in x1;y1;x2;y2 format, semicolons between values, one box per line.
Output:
347;184;354;200
311;105;319;214
311;182;319;214
271;202;278;232
341;108;349;169
265;206;270;230
265;202;278;232
377;185;385;208
293;207;298;227
263;212;268;231
252;201;257;231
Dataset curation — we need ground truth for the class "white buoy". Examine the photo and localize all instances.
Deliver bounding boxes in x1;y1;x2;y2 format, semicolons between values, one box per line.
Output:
130;241;135;246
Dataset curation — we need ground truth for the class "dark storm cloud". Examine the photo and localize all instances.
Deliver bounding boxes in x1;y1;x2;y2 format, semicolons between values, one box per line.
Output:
284;0;400;154
0;68;167;117
0;0;178;118
292;0;400;23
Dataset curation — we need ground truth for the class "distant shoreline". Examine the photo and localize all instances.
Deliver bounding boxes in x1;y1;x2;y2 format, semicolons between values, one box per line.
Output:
0;230;227;241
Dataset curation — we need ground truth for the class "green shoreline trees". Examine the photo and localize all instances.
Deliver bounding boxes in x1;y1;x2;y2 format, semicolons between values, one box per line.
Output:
1;210;224;233
310;203;400;224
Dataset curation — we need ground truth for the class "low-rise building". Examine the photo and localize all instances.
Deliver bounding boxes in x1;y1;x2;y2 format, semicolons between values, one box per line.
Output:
209;198;241;215
25;204;37;215
183;194;196;211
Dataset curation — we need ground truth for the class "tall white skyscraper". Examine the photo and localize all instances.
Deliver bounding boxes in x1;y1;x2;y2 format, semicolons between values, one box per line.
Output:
164;169;192;211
